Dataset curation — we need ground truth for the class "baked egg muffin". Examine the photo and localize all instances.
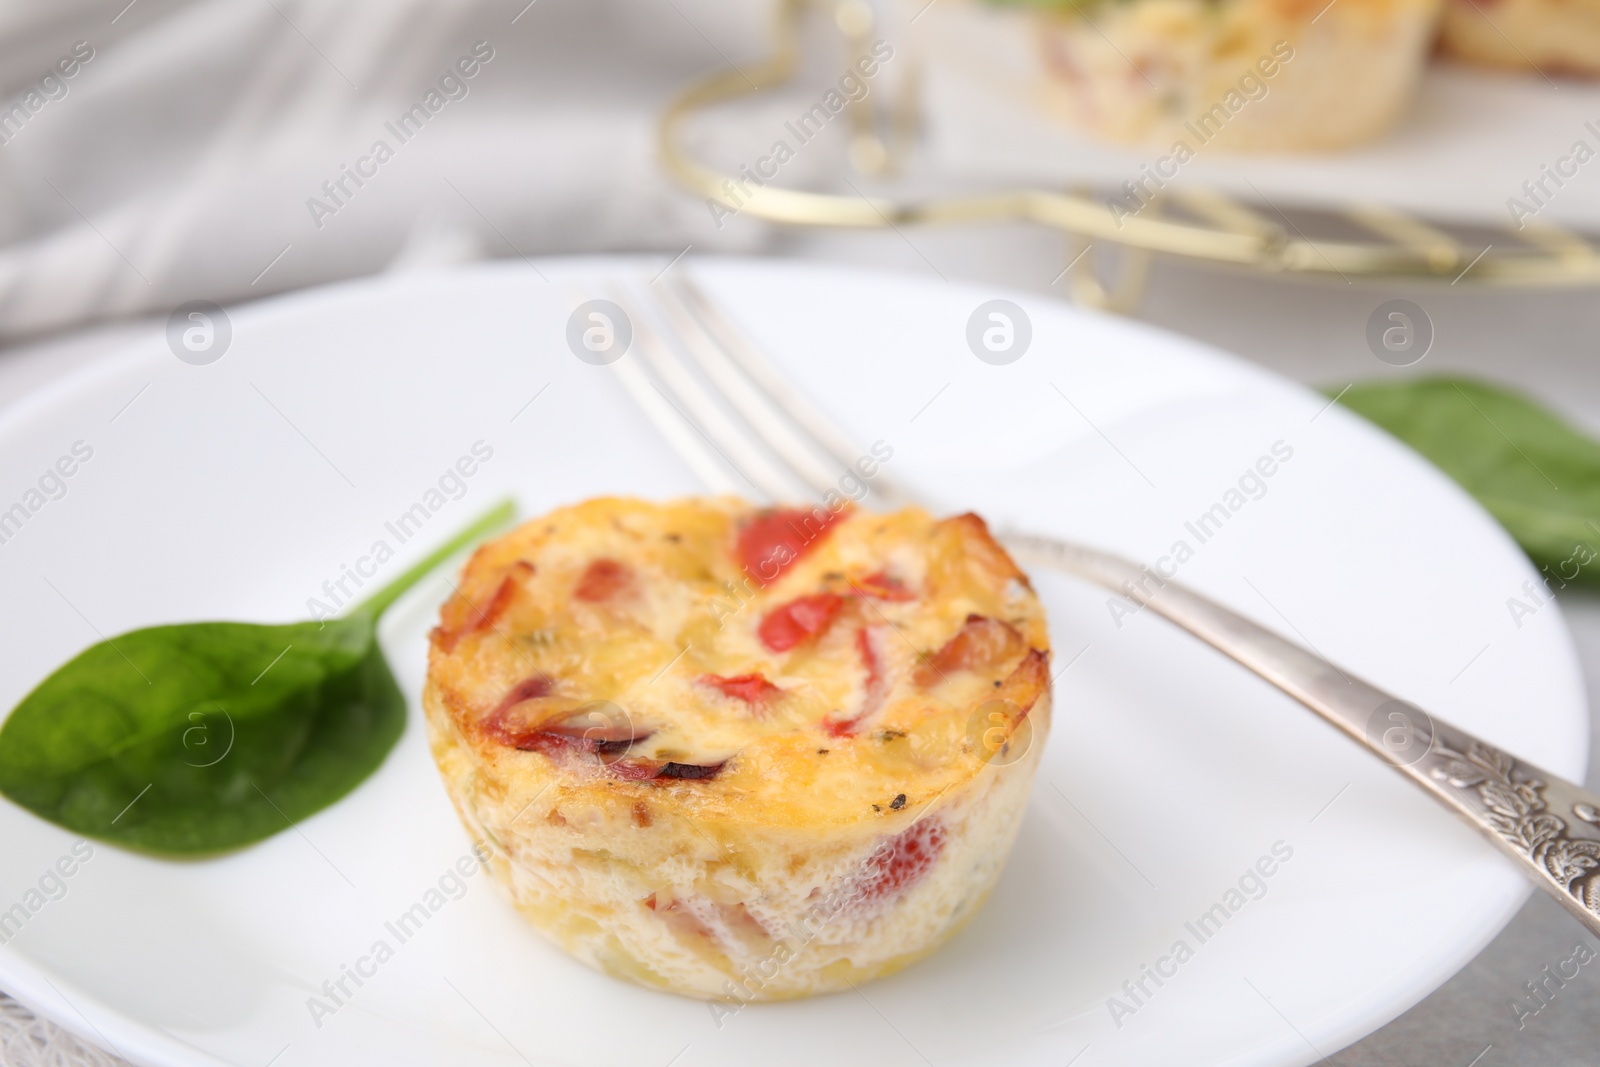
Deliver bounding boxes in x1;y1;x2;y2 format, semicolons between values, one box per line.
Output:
961;0;1440;150
423;497;1051;1000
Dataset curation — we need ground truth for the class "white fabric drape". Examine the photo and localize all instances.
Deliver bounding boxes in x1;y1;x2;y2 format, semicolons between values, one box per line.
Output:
0;0;780;342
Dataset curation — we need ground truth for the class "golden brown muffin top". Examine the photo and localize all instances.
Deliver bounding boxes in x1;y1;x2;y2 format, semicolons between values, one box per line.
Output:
425;497;1050;832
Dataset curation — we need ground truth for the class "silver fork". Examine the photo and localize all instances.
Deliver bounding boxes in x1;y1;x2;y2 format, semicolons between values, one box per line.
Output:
606;270;1600;942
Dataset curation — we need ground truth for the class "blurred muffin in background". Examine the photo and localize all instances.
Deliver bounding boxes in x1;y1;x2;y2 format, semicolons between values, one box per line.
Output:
1439;0;1600;76
937;0;1441;151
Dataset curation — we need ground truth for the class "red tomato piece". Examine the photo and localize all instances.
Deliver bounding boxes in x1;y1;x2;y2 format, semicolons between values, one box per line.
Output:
434;561;534;651
574;558;632;602
758;592;845;652
737;507;844;586
851;817;946;907
700;673;784;705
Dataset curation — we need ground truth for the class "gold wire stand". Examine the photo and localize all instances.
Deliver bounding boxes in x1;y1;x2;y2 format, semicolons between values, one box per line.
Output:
658;0;1600;310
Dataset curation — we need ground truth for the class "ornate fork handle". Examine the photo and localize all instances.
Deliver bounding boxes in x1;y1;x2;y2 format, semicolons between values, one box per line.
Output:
1003;533;1600;938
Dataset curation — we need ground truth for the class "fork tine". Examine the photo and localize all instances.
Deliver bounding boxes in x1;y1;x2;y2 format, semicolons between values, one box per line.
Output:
611;339;745;497
557;285;741;496
651;281;842;500
665;274;911;509
611;284;809;503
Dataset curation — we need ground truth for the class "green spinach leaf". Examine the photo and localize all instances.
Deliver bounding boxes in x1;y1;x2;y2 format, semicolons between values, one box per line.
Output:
0;499;513;855
1336;377;1600;584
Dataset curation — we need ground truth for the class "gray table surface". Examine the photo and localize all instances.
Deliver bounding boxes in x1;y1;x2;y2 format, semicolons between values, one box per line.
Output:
1;232;1597;1065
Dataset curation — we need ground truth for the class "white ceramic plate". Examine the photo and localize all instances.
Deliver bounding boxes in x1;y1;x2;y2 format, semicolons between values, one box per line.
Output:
0;257;1586;1067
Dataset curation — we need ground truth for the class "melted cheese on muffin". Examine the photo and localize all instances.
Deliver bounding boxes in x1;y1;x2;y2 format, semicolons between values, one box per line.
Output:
423;497;1051;999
